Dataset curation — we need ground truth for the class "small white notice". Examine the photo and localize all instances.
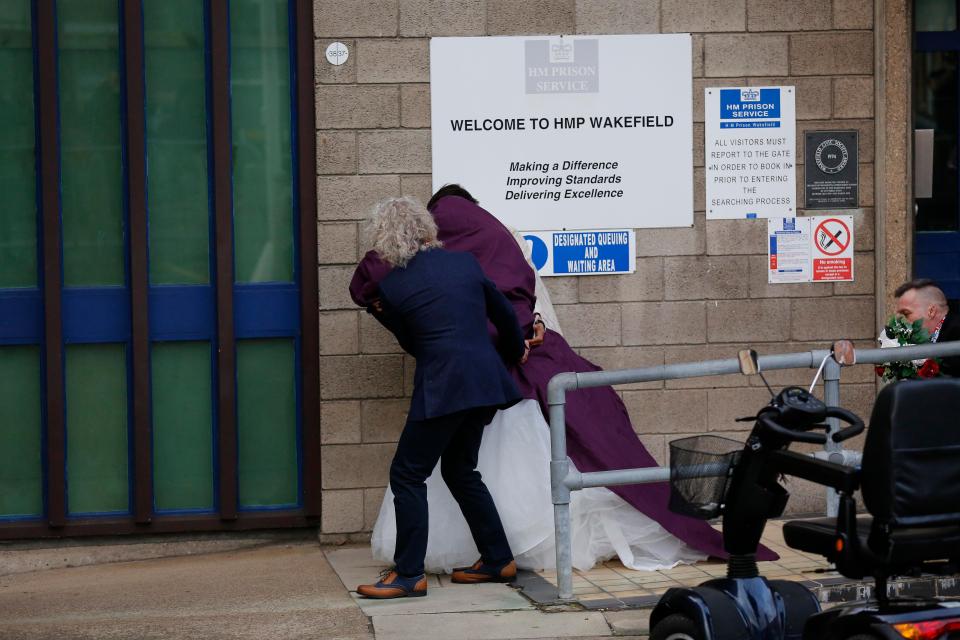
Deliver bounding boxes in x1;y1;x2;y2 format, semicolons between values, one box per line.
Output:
767;215;854;283
706;86;796;219
768;218;810;283
521;229;635;277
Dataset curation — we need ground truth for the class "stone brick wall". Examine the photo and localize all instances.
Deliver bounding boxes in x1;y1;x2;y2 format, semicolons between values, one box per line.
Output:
315;0;879;539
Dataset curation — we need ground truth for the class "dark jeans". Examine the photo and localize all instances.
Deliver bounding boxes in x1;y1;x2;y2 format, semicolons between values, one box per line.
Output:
389;406;513;577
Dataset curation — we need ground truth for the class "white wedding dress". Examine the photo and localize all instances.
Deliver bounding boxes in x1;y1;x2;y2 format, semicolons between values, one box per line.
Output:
370;251;706;573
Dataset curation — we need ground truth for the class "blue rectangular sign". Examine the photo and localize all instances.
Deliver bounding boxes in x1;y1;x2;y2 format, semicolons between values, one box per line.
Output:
719;88;781;128
552;231;630;274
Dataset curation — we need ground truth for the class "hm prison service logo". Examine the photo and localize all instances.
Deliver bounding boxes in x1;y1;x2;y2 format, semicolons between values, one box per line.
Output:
525;38;599;94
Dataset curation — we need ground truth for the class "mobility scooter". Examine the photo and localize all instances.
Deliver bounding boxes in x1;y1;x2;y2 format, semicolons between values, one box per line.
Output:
649;346;960;640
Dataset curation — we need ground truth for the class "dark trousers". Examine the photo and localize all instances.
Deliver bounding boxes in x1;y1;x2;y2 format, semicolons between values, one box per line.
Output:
390;406;513;577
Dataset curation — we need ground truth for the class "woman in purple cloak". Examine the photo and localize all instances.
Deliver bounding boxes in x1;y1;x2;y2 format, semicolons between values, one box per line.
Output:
350;186;773;572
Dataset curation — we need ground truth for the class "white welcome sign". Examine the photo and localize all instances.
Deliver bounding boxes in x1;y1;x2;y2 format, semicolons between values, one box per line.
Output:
431;34;694;230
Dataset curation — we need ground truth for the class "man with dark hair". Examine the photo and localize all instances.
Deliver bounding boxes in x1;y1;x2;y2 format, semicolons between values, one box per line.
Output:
895;278;960;376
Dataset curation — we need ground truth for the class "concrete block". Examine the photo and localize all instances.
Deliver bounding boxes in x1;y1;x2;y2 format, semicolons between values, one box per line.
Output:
320;355;405;399
318;222;358;264
400;174;433;206
790;32;873;76
321;489;364;533
315;1;398;37
401;84;431;128
622;389;709;434
317;131;357;175
362;398;409;443
400;0;486;36
694;122;705;167
637;433;667;466
317;85;399;130
748;254;834;298
636;214;705;256
358;130;431;174
852;207;874;251
486;0;576;35
359;312;404;355
575;345;665;390
834;252;874;296
707;386;774;430
748;76;832;121
705;218;768;255
317;175;400;221
321;400;362;444
663;344;753;389
662;0;745;32
578;257;663;302
622;301;707;345
315;39;357;84
859;162;874;207
543;277;579;304
791;295;875;340
357;39;429;83
574;0;658;34
705;35;788;77
834;0;873;29
693;34;704;77
833;76;874;119
364;487;387;530
319;310;359;355
319;265;358;311
708;299;792;342
554;303;621;347
694;166;705;212
747;0;831;31
321;443;395;489
663;255;750;301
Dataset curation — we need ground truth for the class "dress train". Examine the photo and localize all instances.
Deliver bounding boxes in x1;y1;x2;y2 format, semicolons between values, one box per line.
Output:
371;399;706;573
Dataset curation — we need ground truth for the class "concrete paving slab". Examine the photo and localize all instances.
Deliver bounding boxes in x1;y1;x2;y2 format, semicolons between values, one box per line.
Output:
372;610;612;640
603;609;652;636
326;545;390;590
352;582;532;616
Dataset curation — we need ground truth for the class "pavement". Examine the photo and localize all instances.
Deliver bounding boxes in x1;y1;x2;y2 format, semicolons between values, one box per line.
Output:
1;523;956;639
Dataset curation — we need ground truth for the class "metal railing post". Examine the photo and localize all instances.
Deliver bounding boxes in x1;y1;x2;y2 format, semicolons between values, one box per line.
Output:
548;373;577;601
822;357;842;517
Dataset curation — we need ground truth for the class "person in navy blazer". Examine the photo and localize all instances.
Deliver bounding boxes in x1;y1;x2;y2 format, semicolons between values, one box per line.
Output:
357;197;529;599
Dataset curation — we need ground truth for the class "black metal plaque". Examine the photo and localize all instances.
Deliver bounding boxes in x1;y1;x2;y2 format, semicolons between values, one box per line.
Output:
804;130;859;209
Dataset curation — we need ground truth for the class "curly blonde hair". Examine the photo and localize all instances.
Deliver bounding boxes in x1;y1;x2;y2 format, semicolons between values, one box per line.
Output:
365;196;442;267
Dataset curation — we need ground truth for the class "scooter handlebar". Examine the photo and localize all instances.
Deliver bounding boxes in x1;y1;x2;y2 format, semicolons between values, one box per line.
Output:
825;406;865;443
758;415;828;444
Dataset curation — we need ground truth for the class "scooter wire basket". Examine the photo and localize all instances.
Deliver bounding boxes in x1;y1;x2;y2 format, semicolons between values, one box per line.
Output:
668;435;743;519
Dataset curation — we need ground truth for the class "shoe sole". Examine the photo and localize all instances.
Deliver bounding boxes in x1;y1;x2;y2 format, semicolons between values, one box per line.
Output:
450;575;515;584
358;590;427;599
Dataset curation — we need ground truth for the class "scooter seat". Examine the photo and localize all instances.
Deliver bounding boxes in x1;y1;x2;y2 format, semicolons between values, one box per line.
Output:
782;516;871;561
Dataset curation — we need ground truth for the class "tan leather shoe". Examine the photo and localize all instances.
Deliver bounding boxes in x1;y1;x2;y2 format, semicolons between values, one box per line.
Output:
357;570;427;599
451;559;517;584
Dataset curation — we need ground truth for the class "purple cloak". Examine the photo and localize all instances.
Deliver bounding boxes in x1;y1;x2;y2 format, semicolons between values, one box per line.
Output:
349;195;775;561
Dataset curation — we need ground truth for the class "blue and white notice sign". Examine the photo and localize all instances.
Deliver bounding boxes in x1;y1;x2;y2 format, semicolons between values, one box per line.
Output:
521;229;635;276
705;86;796;219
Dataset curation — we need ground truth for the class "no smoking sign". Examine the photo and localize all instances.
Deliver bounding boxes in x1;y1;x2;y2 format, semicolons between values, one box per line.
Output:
813;216;853;281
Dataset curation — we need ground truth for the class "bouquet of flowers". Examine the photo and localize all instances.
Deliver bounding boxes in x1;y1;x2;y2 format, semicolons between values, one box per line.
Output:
875;315;942;381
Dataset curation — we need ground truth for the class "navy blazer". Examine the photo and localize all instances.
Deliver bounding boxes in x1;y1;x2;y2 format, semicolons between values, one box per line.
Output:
375;249;524;421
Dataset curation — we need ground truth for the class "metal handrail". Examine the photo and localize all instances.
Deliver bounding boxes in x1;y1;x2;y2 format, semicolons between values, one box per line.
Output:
547;341;960;600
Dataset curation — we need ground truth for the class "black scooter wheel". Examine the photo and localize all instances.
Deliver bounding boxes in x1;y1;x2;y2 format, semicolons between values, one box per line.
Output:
650;614;703;640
